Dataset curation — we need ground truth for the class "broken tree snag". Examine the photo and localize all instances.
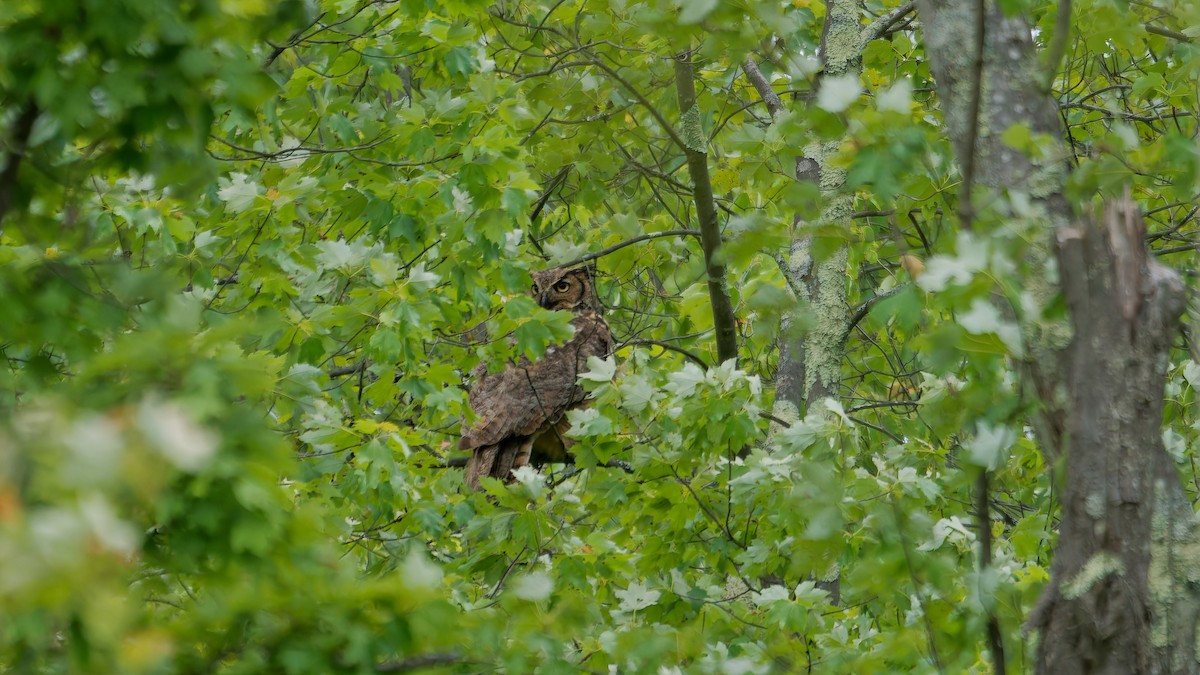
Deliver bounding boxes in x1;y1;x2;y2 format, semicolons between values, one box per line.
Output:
1032;196;1193;675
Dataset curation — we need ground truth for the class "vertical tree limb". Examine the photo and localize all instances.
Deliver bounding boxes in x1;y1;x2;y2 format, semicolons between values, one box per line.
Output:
976;470;1007;673
957;0;987;230
914;1;1073;457
740;57;817;426
743;0;863;606
779;0;860;409
673;50;738;365
1030;196;1193;674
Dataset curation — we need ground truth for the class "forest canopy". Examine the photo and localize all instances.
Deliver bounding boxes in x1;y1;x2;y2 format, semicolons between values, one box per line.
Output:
1;0;1198;672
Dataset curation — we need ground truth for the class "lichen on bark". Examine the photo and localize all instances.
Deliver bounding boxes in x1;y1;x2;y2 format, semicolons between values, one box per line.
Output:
679;104;706;154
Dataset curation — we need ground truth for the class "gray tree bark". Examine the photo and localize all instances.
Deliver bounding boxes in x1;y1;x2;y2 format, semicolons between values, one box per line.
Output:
744;0;865;603
915;2;1200;671
1030;197;1194;674
756;0;860;429
915;0;1072;459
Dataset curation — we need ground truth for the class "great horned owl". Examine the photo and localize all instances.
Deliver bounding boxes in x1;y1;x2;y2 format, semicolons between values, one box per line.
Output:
459;266;613;490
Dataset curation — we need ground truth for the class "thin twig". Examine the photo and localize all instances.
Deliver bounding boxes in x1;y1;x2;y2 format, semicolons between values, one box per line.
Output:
557;229;700;267
328;360;369;378
977;469;1008;674
621;338;708;367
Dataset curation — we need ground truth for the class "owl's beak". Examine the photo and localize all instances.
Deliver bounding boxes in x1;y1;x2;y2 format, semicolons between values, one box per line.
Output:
537;290;552;309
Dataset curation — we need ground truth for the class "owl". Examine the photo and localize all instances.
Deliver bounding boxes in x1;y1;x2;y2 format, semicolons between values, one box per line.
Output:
459;266;613;490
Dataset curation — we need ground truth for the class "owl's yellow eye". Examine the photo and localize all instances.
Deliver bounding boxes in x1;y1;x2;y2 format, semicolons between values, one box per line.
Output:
554;280;571;292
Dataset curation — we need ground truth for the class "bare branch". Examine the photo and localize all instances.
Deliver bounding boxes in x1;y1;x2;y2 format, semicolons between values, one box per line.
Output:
1144;23;1192;42
859;1;917;49
558;229;700;268
741;57;783;118
621;338;709;368
847;286;905;333
329;360;370;378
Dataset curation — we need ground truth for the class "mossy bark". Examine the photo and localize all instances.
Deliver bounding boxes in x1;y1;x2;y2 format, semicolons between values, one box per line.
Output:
917;3;1200;670
770;0;861;423
1029;198;1194;674
674;51;739;366
915;0;1072;459
763;0;864;605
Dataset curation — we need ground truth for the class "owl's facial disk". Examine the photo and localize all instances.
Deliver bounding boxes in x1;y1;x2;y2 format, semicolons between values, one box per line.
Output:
533;276;575;310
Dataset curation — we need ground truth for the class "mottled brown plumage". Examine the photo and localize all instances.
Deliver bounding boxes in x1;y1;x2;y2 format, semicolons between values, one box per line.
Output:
460;267;612;490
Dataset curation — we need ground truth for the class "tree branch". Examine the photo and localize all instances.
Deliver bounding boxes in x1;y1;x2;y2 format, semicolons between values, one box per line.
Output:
329;359;369;378
621;338;708;368
673;50;739;365
859;1;917;49
588;57;693;153
558;229;700;268
847;286;905;333
1144;23;1192;43
741;57;783;118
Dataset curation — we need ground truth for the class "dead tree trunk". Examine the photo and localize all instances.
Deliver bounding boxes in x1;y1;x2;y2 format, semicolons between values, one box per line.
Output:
1031;196;1195;674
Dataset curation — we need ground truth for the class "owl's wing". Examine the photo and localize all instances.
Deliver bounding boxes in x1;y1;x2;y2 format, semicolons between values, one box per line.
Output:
459;312;612;451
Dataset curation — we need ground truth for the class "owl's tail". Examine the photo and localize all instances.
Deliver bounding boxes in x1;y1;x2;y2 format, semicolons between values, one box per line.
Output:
464;437;532;491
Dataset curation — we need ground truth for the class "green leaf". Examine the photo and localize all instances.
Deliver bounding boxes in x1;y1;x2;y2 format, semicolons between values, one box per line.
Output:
512;571;554;601
816;74;862;112
614;581;660;611
579;355;616;382
678;0;718;24
566;407;613;437
1130;73;1164;100
445;46;477;76
965;421;1016;470
216;172;260;213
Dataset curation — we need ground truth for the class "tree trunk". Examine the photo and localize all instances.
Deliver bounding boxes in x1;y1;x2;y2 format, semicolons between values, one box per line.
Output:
1030;196;1195;674
755;0;860;427
915;3;1200;670
751;0;864;603
916;0;1075;461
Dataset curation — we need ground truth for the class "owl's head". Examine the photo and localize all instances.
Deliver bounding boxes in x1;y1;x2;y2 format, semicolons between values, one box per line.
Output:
531;266;599;312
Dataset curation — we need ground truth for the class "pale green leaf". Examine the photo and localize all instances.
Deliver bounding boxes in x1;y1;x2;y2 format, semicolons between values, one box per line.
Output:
816;75;862;112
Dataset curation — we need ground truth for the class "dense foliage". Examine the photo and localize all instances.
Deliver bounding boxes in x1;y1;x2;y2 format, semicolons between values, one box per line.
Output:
1;0;1197;672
